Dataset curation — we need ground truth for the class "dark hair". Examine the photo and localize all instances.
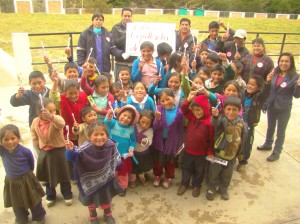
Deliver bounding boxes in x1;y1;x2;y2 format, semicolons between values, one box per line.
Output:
87;122;108;137
224;96;241;110
191;74;205;84
209;21;219;30
198;67;210;77
117;68;131;78
121;7;132;15
140;41;154;50
158;88;174;99
118;108;136;125
64;62;78;73
101;72;112;82
0;124;20;144
29;71;45;83
36;98;55;115
92;13;104;21
87;57;97;65
231;60;243;71
248;75;264;92
64;80;79;92
81;106;96;119
275;52;297;78
180;18;191;26
200;49;210;54
133;82;147;92
207;53;220;64
211;64;225;74
139;109;155;127
94;75;108;88
167;72;181;86
169;52;183;70
223;80;241;94
110;82;122;93
157;42;173;56
252;37;266;53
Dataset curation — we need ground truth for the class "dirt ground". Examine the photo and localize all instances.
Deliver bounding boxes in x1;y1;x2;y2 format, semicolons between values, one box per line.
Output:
1;85;300;224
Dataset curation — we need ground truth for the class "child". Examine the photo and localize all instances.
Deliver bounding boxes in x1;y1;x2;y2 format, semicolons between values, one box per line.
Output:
116;68;133;96
110;82;127;115
50;79;88;145
152;88;184;189
10;71;50;126
81;58;99;87
231;60;246;91
198;66;210;81
31;98;73;207
206;96;248;201
237;75;271;169
72;106;98;146
132;109;155;186
81;74;114;122
104;105;139;196
0;124;46;224
66;122;122;224
123;82;155;112
148;72;185;107
156;42;173;73
177;93;214;197
131;41;164;88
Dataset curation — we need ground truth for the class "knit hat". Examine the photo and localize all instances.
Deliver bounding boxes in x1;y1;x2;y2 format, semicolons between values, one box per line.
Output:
117;105;140;125
233;29;247;39
191;95;211;125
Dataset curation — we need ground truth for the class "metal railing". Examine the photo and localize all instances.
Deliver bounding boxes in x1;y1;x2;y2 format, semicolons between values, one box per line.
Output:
28;31;300;67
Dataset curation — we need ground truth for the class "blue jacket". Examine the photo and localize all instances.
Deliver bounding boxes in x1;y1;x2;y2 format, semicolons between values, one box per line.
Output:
263;73;300;111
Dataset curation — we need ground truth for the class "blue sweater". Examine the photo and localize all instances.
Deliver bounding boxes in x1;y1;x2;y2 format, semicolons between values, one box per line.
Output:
0;144;34;178
104;118;136;156
123;95;156;112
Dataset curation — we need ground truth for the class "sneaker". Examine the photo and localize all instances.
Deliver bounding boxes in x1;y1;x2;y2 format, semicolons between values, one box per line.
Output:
64;199;73;206
236;164;245;171
192;187;200;197
267;152;280;162
177;185;187;195
153;176;161;187
257;144;272;151
32;218;45;224
104;216;115;224
221;192;230;200
206;189;215;201
162;178;173;189
119;189;126;197
46;199;55;207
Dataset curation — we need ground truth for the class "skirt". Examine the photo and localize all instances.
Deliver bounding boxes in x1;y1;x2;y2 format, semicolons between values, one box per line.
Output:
4;170;45;209
79;178;123;207
36;147;70;188
132;149;153;174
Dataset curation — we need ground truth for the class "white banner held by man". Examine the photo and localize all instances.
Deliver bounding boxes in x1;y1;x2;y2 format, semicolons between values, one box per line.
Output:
126;22;176;57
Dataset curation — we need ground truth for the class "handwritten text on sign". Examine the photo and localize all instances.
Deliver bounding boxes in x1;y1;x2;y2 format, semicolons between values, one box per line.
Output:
126;22;176;56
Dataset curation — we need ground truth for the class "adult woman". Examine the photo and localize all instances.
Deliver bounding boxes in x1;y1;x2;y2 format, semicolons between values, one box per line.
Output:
241;37;274;83
257;53;300;162
77;13;127;73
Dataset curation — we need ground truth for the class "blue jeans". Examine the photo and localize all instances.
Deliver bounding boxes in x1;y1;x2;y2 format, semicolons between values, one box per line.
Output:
265;105;291;154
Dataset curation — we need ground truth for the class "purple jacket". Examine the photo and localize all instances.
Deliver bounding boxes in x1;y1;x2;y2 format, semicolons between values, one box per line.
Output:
152;105;184;155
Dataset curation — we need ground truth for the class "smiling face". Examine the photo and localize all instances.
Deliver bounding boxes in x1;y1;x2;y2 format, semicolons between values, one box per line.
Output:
92;17;103;28
252;43;264;56
1;130;19;153
65;68;79;80
191;105;204;119
141;47;154;62
111;86;122;101
159;93;175;110
139;116;152;130
224;105;239;121
205;59;216;70
233;37;245;48
30;77;46;94
83;110;97;125
179;21;191;34
119;70;131;84
211;70;224;84
89;127;108;147
224;84;239;97
278;55;291;73
121;10;132;25
65;87;79;102
191;77;204;91
133;83;146;100
247;78;259;94
168;76;180;91
118;110;133;126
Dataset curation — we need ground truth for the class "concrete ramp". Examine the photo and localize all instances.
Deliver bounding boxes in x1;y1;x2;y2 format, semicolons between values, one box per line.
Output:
0;48;18;86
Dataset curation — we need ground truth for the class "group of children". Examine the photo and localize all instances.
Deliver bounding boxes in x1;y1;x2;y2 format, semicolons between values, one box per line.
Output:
1;23;277;224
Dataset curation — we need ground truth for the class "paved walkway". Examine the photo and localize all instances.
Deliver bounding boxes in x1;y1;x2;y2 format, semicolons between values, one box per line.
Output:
0;85;300;224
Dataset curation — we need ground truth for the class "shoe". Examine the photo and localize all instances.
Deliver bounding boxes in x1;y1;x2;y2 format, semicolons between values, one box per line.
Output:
139;177;148;186
153;176;161;187
119;189;126;197
89;218;100;224
32;218;45;224
14;220;29;224
64;199;73;206
257;144;272;151
236;164;245;171
162;178;173;189
177;185;187;195
267;152;280;162
221;192;230;200
104;215;115;224
192;187;200;197
206;189;215;201
129;180;137;188
46;199;55;207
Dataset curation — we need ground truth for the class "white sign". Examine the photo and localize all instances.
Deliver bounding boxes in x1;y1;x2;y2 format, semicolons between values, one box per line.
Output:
126;22;176;57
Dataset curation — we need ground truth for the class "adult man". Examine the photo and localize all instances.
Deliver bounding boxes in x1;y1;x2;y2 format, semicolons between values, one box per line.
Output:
176;18;197;56
111;7;136;79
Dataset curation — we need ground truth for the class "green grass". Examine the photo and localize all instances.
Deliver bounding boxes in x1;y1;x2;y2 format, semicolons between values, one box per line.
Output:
1;13;300;73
